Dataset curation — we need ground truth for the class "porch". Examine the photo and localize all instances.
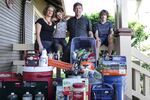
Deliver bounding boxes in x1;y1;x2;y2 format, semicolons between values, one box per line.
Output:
0;0;149;99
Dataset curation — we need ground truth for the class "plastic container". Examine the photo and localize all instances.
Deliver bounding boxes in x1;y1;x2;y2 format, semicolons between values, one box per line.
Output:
22;92;32;100
72;83;86;100
25;50;39;66
39;49;48;67
23;67;53;100
100;56;127;76
70;37;97;67
7;92;18;100
91;83;114;100
103;76;126;100
35;92;45;100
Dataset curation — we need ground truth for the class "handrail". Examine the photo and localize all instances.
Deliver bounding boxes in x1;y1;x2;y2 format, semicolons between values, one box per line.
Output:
131;47;150;100
132;63;150;77
131;47;150;65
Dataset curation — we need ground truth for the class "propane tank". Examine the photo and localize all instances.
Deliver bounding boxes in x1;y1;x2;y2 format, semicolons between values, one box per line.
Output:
22;92;32;100
35;92;45;100
7;92;18;100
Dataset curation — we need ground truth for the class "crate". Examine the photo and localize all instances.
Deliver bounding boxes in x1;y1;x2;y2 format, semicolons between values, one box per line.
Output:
70;37;97;67
1;81;48;100
100;56;127;76
91;83;114;100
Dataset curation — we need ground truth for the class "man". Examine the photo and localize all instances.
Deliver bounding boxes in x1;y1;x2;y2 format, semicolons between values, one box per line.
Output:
63;2;93;63
94;10;114;59
67;2;93;42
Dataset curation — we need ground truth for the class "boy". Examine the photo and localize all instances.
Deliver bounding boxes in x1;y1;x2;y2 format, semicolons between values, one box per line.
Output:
94;10;114;59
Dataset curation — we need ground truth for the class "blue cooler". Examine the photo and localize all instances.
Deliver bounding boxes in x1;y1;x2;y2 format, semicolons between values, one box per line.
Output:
103;76;126;100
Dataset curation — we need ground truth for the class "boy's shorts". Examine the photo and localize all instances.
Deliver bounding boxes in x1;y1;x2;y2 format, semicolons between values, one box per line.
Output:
100;36;108;46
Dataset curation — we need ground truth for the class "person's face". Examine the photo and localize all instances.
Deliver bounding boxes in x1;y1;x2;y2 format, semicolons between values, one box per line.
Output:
46;7;54;17
100;14;107;21
56;12;63;20
74;5;83;16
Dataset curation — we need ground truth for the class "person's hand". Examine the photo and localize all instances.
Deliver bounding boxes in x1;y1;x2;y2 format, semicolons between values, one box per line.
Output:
39;45;44;52
109;34;113;38
96;38;101;48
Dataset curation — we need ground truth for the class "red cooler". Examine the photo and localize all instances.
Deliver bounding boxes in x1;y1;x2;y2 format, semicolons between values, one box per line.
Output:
0;72;20;82
23;67;53;100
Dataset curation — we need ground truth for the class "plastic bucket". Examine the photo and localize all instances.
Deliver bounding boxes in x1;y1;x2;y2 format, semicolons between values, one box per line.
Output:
23;67;53;100
70;37;97;67
103;76;126;100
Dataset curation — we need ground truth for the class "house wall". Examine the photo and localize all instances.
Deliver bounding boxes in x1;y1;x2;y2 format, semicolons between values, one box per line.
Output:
0;0;62;72
0;0;23;71
24;2;34;43
25;0;47;44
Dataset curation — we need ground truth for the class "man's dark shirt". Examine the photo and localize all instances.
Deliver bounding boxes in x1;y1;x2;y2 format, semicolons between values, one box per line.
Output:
93;21;112;38
67;16;92;42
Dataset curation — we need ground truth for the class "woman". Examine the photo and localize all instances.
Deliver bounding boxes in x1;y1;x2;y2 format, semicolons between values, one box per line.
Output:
35;5;56;53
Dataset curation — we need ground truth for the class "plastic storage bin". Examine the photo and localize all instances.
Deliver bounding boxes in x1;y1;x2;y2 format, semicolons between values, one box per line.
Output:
103;76;126;100
91;83;114;100
100;56;127;76
70;37;97;67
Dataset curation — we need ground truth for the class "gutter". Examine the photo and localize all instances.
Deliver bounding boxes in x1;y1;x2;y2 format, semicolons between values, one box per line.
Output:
21;0;26;44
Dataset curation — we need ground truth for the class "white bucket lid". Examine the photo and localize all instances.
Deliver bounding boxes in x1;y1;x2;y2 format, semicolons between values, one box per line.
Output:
23;66;53;72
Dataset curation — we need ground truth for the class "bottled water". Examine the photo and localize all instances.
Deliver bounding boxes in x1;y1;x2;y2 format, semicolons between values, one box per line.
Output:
39;49;48;67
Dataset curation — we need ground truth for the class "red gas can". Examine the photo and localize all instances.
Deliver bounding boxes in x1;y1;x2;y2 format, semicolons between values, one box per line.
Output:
23;67;53;100
25;50;39;66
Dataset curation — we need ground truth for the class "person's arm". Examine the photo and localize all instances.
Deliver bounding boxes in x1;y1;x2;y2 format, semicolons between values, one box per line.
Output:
88;19;94;38
108;21;114;38
109;28;114;38
89;31;93;38
95;30;100;41
95;30;101;48
36;23;43;51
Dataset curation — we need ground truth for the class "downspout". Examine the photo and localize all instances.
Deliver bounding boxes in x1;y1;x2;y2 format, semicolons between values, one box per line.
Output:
20;0;26;60
21;0;26;44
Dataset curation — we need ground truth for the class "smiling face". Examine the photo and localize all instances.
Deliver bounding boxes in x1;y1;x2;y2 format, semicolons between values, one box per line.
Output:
74;5;83;17
56;12;63;20
100;13;107;22
46;7;54;17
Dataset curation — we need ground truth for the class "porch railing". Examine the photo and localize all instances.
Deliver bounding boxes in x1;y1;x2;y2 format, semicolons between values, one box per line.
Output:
131;48;150;100
116;28;150;100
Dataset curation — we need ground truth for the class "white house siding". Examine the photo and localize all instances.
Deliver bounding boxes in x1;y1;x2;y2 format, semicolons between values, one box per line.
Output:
25;2;34;43
0;0;24;71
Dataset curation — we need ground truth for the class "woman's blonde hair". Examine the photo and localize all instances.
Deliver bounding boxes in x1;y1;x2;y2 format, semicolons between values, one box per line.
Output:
43;5;56;18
